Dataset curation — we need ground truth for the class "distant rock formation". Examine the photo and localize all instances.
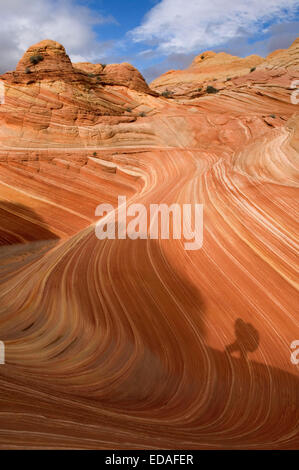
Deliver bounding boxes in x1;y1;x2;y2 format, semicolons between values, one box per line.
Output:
151;37;299;98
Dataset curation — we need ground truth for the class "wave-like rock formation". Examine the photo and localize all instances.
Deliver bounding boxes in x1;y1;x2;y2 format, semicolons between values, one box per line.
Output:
0;39;298;449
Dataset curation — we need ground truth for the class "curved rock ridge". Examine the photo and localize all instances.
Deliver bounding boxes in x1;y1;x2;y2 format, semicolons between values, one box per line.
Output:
0;39;298;449
263;36;299;71
191;50;262;66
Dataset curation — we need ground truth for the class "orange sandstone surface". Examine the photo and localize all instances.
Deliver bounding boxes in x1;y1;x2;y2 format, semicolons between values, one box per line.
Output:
0;39;298;449
151;38;299;98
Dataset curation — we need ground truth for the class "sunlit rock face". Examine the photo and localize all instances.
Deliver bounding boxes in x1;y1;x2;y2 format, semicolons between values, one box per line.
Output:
0;38;298;449
151;37;299;99
75;61;158;95
151;50;264;95
15;40;74;74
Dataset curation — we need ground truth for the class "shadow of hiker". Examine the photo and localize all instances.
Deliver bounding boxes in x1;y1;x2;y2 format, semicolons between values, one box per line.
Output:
0;219;299;448
225;318;260;359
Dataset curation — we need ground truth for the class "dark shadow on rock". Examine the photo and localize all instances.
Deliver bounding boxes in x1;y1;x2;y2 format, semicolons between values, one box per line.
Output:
0;201;59;246
0;201;59;282
0;219;298;448
185;345;299;448
18;227;206;410
225;318;260;359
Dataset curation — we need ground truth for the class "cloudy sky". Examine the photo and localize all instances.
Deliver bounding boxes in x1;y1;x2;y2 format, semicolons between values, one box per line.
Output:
0;0;298;81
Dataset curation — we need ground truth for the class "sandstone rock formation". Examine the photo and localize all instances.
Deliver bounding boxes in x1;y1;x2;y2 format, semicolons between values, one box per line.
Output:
0;38;298;449
75;61;157;95
151;37;299;99
151;50;264;95
16;39;74;74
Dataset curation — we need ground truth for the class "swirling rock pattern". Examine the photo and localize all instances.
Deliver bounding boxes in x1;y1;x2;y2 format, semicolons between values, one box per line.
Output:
0;40;298;449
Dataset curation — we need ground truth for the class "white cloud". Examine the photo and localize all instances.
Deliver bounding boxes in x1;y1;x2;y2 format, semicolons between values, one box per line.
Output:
130;0;299;54
0;0;116;73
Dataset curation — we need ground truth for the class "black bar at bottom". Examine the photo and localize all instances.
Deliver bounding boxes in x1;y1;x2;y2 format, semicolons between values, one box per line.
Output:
1;449;297;467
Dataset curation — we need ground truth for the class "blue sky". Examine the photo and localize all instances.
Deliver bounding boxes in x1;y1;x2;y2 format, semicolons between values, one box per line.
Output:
1;0;298;82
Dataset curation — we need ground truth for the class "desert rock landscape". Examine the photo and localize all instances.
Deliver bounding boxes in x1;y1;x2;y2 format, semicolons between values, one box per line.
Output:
0;38;298;449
